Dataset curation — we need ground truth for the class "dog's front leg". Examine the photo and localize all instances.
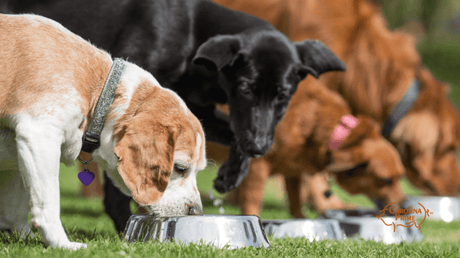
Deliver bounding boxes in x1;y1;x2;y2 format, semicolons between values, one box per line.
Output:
15;121;86;250
214;140;251;193
103;172;133;233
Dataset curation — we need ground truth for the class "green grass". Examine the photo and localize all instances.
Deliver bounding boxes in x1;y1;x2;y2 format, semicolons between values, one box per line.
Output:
1;163;460;258
3;36;460;258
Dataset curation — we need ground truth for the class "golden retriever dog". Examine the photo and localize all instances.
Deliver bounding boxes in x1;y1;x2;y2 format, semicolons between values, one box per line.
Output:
213;0;460;197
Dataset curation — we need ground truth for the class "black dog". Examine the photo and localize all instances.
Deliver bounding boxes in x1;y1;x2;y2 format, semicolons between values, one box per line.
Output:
7;0;346;232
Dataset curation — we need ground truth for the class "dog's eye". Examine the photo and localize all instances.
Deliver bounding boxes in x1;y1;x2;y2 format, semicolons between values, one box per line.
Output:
277;92;289;102
345;163;367;176
174;164;188;174
238;82;251;95
423;181;436;192
439;145;456;156
382;178;393;185
297;70;308;79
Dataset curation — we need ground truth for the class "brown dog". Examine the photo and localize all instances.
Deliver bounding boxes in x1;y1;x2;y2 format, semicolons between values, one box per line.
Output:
208;106;355;215
209;78;406;218
213;0;460;197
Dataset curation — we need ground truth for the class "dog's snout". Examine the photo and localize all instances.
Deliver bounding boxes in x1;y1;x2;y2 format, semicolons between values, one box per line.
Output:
373;199;387;211
253;141;266;155
245;136;270;157
399;195;408;207
188;206;203;215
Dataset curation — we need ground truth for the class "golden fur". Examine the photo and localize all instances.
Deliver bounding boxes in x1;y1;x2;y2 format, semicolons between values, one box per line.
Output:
214;0;460;197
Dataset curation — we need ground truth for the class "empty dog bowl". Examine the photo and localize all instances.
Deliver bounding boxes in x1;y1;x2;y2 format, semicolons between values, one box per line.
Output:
323;209;423;244
322;208;382;219
123;214;270;249
403;196;460;222
338;216;424;244
262;219;344;241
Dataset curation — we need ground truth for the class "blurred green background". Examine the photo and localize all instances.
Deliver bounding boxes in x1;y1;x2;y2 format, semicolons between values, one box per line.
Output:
378;0;460;95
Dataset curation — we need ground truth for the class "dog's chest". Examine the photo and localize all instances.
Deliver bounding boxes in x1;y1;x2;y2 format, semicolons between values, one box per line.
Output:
0;103;86;169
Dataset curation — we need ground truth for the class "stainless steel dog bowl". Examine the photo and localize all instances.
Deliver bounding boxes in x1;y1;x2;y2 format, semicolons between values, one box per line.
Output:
123;214;270;249
403;196;460;222
338;217;424;244
323;208;381;219
262;219;344;241
323;209;423;244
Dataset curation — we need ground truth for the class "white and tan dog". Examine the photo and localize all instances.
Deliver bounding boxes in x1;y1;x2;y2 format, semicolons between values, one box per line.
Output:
0;14;206;250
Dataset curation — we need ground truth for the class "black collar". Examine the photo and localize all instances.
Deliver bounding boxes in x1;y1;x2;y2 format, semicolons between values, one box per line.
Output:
381;79;420;139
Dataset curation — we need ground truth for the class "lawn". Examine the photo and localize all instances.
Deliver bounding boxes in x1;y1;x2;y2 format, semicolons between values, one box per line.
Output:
2;35;460;258
1;161;460;258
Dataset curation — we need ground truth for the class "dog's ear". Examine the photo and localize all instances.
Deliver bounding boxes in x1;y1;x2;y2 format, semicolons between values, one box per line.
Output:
295;40;347;79
113;118;177;205
326;116;377;172
193;35;242;71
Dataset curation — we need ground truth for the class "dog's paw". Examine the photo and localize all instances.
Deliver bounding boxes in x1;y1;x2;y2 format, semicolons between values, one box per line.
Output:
214;176;235;193
51;241;87;250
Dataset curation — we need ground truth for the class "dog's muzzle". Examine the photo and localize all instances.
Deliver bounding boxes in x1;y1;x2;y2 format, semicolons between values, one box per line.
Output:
188;206;202;215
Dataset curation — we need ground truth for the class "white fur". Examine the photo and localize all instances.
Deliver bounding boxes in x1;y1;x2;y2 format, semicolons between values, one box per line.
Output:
0;59;204;250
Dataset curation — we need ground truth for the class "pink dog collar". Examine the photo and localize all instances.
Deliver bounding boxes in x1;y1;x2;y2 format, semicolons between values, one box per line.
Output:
330;115;359;151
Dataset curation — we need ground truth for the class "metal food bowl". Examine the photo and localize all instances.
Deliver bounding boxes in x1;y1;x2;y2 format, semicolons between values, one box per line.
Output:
123;214;270;249
323;209;423;244
262;219;344;241
403;196;460;222
323;208;382;219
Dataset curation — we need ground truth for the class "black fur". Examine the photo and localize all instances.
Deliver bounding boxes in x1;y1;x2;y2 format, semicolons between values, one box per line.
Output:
7;0;346;232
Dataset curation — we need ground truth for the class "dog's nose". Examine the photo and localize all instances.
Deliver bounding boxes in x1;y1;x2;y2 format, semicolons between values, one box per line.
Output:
399;195;408;207
373;199;387;211
247;140;269;157
188;206;202;215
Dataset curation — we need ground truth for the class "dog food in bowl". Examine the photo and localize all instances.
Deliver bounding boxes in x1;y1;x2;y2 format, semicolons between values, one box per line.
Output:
262;219;344;241
122;214;270;249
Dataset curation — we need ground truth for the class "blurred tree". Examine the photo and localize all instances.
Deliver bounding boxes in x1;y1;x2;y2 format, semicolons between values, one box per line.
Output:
375;0;458;32
375;0;420;29
420;0;442;33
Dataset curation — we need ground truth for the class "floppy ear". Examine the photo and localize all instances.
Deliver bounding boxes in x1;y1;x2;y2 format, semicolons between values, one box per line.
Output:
193;35;242;71
326;116;377;173
295;40;347;79
113;121;177;206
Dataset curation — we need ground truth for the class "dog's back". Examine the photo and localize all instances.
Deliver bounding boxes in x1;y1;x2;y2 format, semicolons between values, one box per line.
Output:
266;78;350;170
0;14;111;116
7;0;272;87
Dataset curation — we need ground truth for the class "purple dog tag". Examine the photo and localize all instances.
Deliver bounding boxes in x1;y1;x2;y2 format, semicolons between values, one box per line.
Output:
78;169;95;186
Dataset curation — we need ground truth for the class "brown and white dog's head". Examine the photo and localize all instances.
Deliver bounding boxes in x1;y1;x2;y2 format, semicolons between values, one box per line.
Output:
391;69;460;196
326;115;406;208
97;64;207;216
